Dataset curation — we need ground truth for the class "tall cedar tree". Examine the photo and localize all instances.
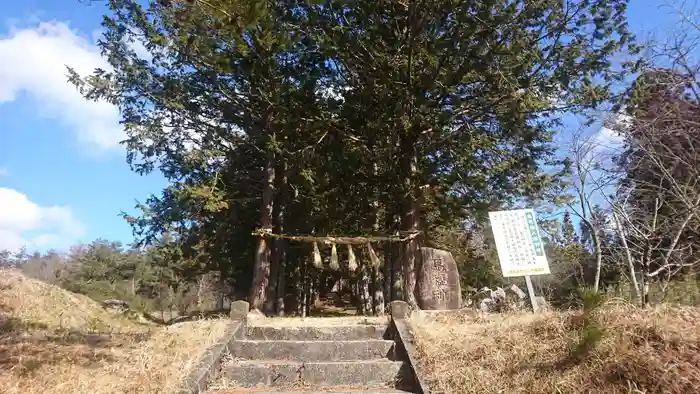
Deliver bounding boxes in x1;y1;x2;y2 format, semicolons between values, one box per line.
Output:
310;0;637;306
72;0;637;310
70;0;334;310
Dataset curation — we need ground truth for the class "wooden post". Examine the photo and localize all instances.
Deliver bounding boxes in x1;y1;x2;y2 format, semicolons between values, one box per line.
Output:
525;275;539;313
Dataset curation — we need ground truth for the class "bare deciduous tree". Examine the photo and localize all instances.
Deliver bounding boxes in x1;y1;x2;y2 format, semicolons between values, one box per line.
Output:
601;70;700;305
561;1;700;305
565;126;621;293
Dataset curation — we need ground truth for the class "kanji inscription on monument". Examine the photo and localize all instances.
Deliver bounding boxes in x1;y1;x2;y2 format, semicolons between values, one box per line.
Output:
416;247;461;310
432;258;448;301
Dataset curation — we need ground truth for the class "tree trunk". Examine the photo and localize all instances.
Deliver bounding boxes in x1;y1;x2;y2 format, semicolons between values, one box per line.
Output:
313;274;321;309
371;198;385;315
215;273;226;309
398;5;421;308
372;267;385;315
613;211;642;305
365;166;385;315
290;258;301;315
360;265;372;315
576;165;603;293
248;152;276;310
640;263;649;307
264;160;287;315
299;260;309;317
305;268;314;317
196;275;206;310
583;218;603;293
391;242;404;301
400;134;420;308
276;242;287;316
403;234;419;308
352;277;360;313
641;242;652;307
383;243;392;304
264;245;279;315
386;207;403;301
354;270;370;315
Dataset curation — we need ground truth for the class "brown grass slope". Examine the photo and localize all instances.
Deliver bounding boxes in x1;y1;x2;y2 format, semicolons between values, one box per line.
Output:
0;269;231;394
410;303;700;394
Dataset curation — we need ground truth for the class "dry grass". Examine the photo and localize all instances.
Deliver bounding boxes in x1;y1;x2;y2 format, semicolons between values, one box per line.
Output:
0;269;233;394
0;269;142;331
410;303;700;394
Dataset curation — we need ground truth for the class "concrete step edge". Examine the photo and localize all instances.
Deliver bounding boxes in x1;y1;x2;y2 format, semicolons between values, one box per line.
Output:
245;325;391;340
235;339;395;344
229;360;404;366
207;391;413;393
206;389;413;393
220;359;411;389
248;323;389;327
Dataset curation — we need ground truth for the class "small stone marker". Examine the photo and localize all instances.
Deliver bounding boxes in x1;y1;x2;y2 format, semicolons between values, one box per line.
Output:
416;247;461;310
509;284;527;300
229;300;249;321
390;300;411;319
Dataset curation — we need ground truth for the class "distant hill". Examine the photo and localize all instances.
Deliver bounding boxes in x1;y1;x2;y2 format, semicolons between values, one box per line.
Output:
0;269;231;394
0;268;144;332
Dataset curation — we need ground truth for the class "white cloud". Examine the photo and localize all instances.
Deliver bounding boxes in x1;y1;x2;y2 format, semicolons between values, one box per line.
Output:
590;112;632;154
595;125;624;148
0;167;8;176
0;187;86;252
0;21;123;150
125;35;152;62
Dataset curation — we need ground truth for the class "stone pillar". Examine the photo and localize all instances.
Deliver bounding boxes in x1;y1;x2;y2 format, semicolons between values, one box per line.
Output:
229;300;249;340
390;300;410;320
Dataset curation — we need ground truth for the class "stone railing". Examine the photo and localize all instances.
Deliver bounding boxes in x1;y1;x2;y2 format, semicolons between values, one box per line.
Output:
172;300;249;394
388;300;431;394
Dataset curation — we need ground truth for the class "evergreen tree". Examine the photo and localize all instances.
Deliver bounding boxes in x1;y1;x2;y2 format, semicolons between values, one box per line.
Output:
70;0;639;312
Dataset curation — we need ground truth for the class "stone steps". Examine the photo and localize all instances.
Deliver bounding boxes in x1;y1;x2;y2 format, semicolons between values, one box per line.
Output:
212;322;417;392
247;325;388;341
231;339;395;361
222;359;409;387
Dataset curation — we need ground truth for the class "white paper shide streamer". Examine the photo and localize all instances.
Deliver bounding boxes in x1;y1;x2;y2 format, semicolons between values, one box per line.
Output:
312;241;323;268
347;244;358;272
329;242;340;271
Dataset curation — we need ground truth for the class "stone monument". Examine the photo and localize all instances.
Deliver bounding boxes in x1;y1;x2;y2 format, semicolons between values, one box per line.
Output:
416;247;461;310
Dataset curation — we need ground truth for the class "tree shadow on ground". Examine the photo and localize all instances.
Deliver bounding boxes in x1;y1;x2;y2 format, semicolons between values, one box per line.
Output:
164;308;231;324
308;296;365;317
309;305;359;317
499;335;605;387
125;307;231;326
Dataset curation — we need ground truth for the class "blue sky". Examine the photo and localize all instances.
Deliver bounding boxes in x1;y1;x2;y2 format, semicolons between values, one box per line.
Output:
0;1;686;253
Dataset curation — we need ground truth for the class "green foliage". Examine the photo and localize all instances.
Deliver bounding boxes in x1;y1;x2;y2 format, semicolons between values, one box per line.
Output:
6;238;220;317
62;0;641;311
655;275;700;306
429;225;506;297
567;288;606;361
606;275;700;307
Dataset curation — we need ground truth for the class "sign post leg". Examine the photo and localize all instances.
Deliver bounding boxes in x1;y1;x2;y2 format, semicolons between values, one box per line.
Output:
524;275;539;313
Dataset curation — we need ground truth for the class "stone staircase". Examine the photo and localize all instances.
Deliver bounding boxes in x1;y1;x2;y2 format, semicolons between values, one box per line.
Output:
208;321;417;393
